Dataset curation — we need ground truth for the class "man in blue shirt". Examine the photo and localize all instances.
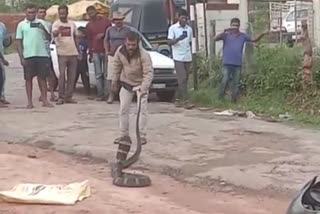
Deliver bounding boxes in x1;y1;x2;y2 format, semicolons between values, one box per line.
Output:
0;22;9;105
0;49;8;108
214;18;269;103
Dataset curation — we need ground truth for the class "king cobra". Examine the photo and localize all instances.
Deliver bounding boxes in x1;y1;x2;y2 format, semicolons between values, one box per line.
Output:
111;88;151;187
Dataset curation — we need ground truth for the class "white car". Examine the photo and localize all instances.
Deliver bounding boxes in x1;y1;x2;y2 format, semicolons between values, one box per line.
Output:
282;8;309;40
50;21;178;102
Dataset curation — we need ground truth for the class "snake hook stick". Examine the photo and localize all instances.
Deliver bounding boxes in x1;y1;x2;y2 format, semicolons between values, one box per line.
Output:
111;86;152;187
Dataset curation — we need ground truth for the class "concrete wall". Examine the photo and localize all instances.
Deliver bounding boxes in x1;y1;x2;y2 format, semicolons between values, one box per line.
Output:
205;1;248;55
0;13;24;34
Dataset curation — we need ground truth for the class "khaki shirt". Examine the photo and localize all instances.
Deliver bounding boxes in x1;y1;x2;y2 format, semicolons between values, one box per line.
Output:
113;45;154;92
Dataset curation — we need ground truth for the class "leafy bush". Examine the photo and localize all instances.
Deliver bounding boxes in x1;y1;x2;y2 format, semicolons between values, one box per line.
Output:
0;3;11;13
246;44;302;95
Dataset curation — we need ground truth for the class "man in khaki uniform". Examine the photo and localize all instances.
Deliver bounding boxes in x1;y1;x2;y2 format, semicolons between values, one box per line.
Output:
112;31;153;145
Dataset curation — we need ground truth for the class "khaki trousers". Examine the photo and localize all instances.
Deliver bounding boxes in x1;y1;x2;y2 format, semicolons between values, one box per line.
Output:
119;87;148;138
58;56;78;99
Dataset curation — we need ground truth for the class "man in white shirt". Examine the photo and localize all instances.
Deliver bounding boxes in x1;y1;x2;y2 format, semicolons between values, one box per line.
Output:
168;9;193;106
52;4;80;105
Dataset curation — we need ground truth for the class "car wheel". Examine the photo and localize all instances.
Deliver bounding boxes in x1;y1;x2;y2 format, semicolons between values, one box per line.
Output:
156;91;175;102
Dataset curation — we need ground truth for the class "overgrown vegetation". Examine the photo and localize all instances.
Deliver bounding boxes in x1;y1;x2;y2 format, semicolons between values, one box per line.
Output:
188;1;320;126
189;45;320;126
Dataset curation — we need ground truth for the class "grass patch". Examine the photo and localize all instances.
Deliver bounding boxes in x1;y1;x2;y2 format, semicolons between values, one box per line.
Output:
188;44;320;127
189;88;320;127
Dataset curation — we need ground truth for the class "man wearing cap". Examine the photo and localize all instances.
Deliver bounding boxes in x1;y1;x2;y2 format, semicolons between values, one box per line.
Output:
104;11;131;104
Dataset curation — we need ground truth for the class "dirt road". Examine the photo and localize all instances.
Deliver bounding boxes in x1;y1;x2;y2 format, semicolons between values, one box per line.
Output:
1;54;320;213
0;144;288;214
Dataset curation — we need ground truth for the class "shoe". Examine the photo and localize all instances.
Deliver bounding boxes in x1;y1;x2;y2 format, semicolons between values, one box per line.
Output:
107;93;114;104
184;101;195;110
0;100;10;105
0;103;8;108
56;98;64;105
114;136;131;145
50;96;58;102
140;137;147;145
174;100;184;108
96;97;105;102
65;99;77;104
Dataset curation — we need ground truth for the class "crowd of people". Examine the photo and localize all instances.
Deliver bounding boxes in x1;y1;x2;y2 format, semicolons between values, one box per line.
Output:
0;3;143;109
0;3;155;143
0;3;273;143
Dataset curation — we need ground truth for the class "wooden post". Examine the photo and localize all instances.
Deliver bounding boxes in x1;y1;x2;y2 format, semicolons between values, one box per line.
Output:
280;3;283;46
294;0;298;44
203;1;208;57
210;20;216;56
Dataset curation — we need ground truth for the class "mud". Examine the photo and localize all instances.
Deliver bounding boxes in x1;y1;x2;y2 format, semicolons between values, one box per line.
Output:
0;143;289;214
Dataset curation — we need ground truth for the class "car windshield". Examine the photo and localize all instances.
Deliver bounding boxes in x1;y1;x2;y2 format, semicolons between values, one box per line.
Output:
286;9;308;21
129;27;153;51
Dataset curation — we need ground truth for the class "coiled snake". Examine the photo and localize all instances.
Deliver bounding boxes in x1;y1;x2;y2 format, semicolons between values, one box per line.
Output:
111;89;151;187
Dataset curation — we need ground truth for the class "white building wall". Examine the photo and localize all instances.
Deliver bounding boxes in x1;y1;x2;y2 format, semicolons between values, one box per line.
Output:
314;0;320;47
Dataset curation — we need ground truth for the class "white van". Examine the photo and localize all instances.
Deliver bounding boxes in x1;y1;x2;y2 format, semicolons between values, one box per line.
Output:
50;21;178;102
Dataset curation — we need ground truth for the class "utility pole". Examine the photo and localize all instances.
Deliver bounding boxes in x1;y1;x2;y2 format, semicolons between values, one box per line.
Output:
294;0;298;44
189;0;198;90
280;2;283;46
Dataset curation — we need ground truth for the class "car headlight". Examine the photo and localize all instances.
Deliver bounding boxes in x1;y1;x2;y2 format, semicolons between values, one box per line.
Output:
173;69;176;74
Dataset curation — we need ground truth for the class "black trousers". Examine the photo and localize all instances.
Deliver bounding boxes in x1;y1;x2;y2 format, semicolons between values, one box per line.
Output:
74;58;90;94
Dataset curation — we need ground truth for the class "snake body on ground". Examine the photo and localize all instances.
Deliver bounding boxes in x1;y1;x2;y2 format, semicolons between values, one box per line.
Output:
111;92;151;187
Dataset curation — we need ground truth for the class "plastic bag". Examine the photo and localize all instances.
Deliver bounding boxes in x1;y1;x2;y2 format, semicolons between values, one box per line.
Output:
0;180;91;205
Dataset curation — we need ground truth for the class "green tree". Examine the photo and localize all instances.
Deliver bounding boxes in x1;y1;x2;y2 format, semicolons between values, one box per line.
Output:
26;0;78;7
11;0;78;11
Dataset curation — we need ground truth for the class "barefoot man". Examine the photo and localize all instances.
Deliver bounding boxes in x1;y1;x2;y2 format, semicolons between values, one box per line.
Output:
37;6;58;102
16;3;53;109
